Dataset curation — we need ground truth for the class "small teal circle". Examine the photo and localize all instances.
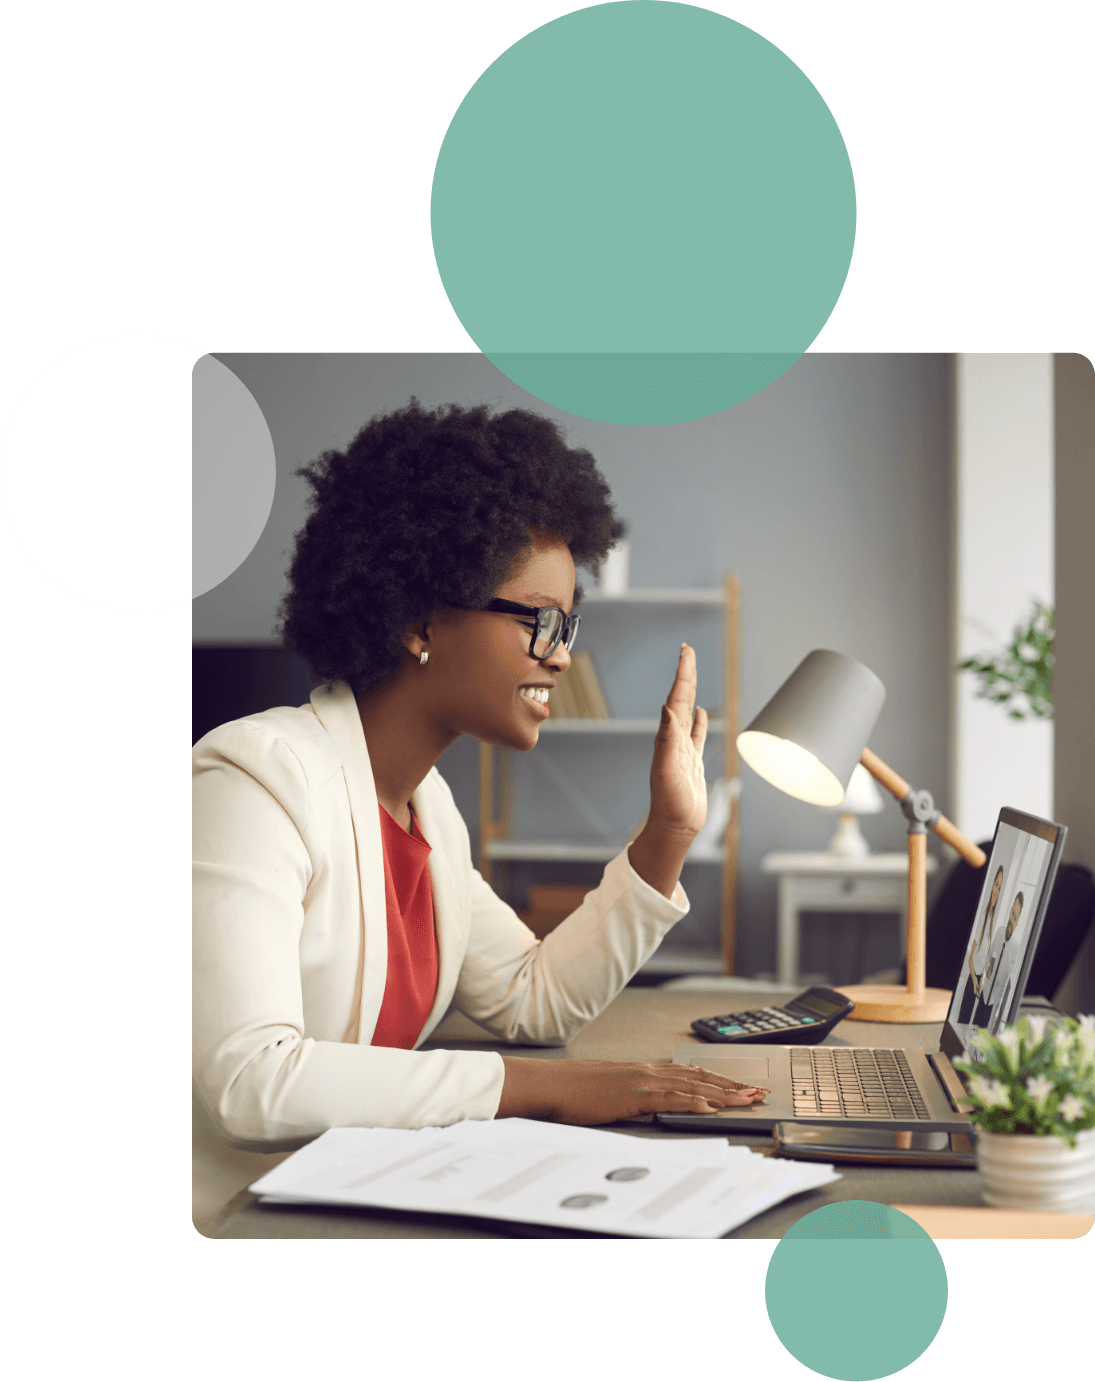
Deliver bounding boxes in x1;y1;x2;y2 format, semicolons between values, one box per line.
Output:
431;2;855;424
765;1202;948;1380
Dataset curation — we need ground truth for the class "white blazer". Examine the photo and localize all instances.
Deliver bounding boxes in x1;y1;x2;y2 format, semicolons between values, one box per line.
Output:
193;680;688;1149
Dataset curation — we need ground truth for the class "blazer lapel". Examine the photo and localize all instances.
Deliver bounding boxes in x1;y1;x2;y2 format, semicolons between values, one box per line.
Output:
308;681;388;1045
410;774;470;1044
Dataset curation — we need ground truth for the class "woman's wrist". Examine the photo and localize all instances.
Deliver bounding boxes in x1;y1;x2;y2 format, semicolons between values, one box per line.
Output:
497;1057;560;1119
627;819;695;900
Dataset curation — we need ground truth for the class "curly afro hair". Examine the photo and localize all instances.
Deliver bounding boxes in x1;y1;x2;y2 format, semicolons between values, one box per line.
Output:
277;399;624;693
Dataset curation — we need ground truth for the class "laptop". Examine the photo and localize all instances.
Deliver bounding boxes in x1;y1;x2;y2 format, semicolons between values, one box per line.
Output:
659;807;1066;1134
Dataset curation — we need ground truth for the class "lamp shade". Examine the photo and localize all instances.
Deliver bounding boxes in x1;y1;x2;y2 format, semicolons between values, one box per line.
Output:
737;649;886;807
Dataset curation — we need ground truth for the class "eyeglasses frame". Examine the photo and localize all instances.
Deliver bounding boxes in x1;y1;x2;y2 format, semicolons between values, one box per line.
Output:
479;598;580;663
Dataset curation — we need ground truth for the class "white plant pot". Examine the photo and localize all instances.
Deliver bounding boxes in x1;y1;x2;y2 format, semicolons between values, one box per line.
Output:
976;1126;1095;1213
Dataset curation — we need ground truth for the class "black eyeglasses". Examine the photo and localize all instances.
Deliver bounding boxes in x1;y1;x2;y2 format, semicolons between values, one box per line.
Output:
481;599;580;662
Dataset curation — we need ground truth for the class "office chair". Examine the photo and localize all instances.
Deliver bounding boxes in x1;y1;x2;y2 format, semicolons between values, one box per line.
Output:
903;845;1095;1004
192;646;318;746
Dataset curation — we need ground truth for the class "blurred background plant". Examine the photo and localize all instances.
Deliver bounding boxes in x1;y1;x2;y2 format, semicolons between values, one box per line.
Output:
959;600;1054;720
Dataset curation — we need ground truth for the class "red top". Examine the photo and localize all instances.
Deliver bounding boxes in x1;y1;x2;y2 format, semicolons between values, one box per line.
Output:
371;805;439;1049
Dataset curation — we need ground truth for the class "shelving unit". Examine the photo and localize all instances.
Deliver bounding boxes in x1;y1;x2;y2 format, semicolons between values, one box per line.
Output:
478;574;742;972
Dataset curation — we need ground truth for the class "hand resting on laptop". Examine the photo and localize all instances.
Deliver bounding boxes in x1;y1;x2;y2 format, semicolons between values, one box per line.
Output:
497;1057;770;1125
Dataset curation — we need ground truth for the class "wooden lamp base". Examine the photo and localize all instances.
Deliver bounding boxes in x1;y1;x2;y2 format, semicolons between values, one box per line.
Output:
840;983;952;1024
847;749;986;1027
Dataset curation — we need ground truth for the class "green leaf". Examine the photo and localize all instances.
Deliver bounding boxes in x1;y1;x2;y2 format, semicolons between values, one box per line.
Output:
957;601;1054;721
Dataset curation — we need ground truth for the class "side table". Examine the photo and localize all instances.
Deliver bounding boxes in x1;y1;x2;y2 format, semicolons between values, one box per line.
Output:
761;851;939;987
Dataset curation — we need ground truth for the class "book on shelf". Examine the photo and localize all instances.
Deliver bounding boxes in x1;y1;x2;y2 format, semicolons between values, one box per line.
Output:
574;649;610;717
547;667;579;717
566;659;591;716
548;650;611;719
517;883;592;939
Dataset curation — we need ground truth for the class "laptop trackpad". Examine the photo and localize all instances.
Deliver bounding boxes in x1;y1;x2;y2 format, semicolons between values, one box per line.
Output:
683;1055;772;1084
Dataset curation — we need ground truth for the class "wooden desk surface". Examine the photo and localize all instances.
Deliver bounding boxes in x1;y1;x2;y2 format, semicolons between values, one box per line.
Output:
205;986;1008;1240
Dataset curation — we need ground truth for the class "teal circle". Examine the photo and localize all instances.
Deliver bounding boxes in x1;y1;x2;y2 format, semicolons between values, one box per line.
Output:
765;1202;947;1380
431;2;855;425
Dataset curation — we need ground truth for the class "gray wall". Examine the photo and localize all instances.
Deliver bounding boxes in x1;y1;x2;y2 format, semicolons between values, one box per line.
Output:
1053;354;1095;1015
195;353;954;978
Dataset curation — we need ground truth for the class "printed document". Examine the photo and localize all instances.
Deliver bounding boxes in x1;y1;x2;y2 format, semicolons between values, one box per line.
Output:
250;1118;840;1238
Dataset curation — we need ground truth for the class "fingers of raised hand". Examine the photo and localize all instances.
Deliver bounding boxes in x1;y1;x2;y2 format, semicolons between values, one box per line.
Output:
690;705;708;755
666;644;698;723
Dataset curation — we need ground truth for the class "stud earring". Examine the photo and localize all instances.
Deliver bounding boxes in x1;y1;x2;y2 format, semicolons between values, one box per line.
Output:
419;651;429;665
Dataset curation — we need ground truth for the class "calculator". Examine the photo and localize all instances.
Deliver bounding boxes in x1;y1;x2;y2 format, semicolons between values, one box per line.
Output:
691;986;855;1045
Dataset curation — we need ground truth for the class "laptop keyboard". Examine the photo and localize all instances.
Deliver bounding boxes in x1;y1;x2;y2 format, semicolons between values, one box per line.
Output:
790;1047;931;1119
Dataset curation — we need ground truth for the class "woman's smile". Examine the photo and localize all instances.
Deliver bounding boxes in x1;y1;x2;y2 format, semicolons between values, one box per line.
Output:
518;684;552;718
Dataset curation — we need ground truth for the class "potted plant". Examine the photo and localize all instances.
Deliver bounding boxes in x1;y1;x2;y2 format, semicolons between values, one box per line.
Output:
958;600;1054;721
953;1014;1095;1212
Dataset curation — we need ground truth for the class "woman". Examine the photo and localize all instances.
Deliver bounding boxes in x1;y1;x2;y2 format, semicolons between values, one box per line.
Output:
969;866;1004;995
955;864;1004;1028
193;400;765;1163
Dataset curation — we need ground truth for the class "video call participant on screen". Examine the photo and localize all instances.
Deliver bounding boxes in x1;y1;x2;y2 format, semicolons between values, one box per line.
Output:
974;891;1025;1031
955;864;1004;1027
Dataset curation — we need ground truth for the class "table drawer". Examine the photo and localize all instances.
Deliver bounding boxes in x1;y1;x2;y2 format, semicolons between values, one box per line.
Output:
788;876;906;909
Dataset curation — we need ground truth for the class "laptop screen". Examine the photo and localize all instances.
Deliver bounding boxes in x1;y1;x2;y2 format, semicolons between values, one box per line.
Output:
945;807;1065;1063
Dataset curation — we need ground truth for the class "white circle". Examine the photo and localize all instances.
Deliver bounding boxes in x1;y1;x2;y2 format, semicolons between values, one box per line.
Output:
192;355;276;599
2;334;197;610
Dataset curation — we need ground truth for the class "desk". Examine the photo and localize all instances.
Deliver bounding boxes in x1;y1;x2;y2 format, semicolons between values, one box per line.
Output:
761;852;939;987
205;985;996;1240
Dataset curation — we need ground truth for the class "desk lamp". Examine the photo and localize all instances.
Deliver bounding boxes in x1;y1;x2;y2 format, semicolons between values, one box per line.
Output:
738;649;987;1022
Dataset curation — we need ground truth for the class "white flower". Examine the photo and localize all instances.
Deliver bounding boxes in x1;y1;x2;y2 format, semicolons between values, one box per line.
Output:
1045;1028;1072;1066
1076;1020;1095;1066
1059;1095;1087;1123
996;1027;1021;1068
974;1077;1012;1110
1026;1015;1049;1045
1025;1074;1054;1109
1018;643;1039;661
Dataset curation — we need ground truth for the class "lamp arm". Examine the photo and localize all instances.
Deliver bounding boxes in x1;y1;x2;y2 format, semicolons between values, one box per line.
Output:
858;747;910;800
859;747;986;869
930;814;987;868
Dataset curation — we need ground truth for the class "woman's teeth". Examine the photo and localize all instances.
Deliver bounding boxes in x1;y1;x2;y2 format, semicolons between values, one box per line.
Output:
519;687;549;704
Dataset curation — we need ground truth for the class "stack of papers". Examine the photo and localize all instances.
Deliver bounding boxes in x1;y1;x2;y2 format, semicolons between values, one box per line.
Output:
250;1119;841;1238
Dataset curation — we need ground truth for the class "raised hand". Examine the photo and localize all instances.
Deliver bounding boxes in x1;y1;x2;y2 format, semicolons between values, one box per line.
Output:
649;643;708;837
